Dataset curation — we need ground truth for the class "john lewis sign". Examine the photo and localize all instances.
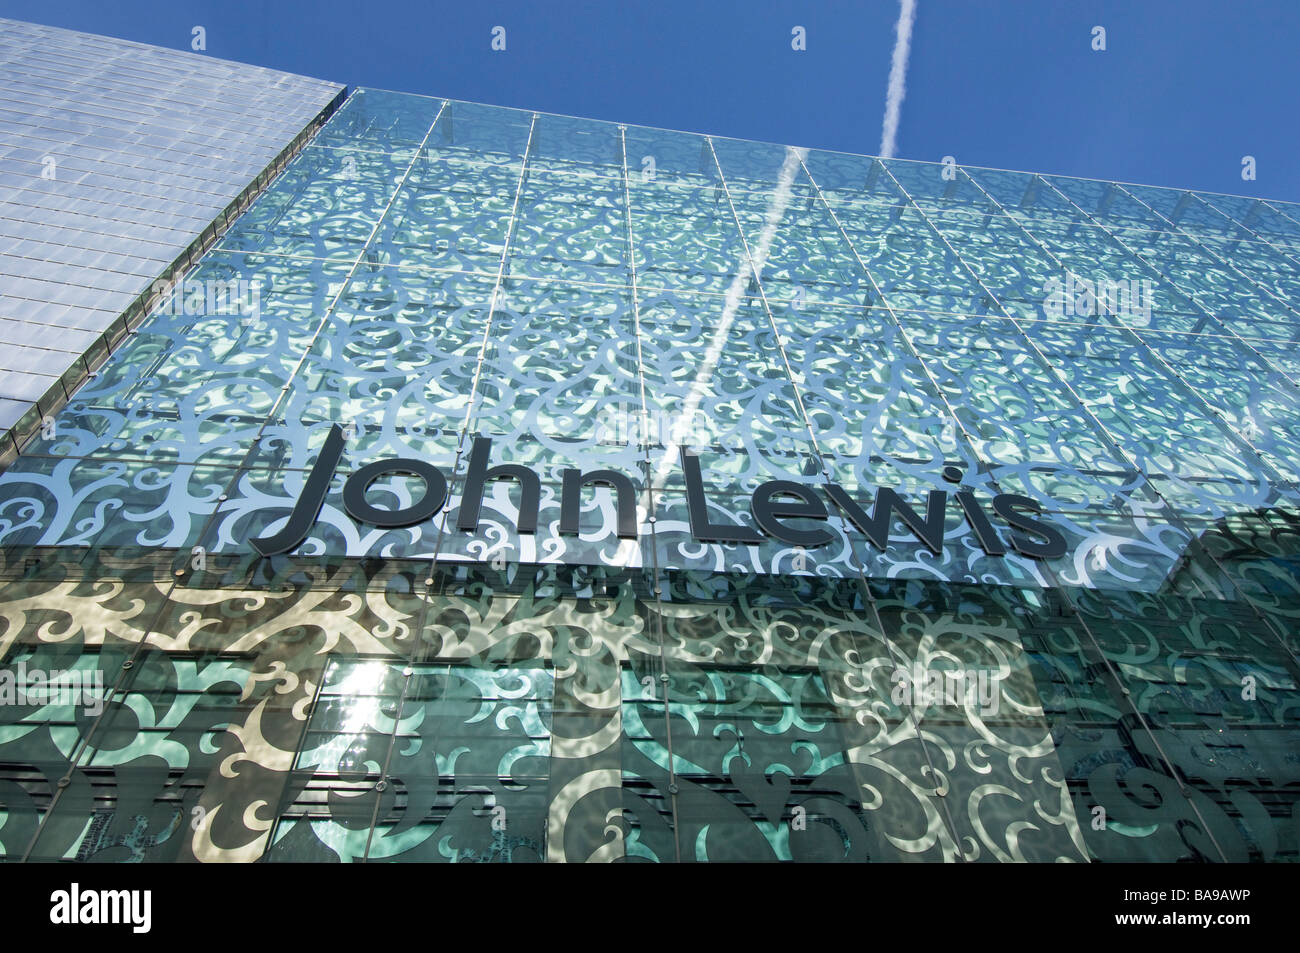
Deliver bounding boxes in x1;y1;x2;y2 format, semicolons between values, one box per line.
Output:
251;425;1067;561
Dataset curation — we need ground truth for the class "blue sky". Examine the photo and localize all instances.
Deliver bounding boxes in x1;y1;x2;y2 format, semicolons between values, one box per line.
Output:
5;0;1299;202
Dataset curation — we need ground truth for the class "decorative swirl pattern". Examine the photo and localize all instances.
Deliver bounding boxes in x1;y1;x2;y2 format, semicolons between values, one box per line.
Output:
0;90;1296;862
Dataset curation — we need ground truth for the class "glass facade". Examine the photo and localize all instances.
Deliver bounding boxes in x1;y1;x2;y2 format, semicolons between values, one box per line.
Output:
0;87;1297;862
0;17;343;458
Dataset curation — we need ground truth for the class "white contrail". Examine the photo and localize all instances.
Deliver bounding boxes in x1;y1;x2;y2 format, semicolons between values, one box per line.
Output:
879;0;917;158
654;145;806;487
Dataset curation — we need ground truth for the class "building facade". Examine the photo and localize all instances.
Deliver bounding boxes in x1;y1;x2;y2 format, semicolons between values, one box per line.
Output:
0;17;344;460
0;83;1297;862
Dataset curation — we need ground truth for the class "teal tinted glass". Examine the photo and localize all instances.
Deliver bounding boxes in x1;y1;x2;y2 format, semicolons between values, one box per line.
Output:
1;88;1297;863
